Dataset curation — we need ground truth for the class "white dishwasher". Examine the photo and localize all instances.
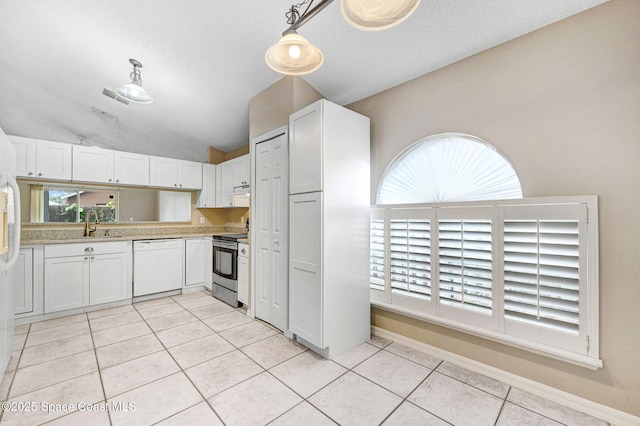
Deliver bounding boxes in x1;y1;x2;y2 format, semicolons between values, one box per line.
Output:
133;239;184;297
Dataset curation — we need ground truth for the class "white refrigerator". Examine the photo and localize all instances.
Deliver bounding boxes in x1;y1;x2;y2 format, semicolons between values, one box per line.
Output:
0;124;20;378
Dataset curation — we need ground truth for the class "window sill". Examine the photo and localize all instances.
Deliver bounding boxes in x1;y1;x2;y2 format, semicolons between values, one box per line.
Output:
371;300;603;370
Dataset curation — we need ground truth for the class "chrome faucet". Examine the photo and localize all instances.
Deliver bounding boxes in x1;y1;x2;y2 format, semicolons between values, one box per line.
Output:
84;209;100;237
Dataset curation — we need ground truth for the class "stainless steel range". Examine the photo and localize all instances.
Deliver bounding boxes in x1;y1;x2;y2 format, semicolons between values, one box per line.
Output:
212;233;247;307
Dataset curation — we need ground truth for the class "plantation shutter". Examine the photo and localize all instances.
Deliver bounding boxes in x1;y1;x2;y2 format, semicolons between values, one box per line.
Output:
370;215;386;292
389;219;431;299
502;203;589;355
437;207;496;329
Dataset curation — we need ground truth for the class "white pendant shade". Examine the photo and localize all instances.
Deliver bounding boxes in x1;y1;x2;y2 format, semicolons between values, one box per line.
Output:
115;82;153;104
341;0;420;31
265;33;323;76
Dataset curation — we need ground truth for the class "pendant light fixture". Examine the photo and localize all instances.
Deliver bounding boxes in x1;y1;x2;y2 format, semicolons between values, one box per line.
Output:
341;0;421;31
265;31;323;76
265;0;420;76
115;58;153;104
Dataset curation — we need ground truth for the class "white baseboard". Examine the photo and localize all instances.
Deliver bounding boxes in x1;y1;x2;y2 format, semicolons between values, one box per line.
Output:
372;326;639;426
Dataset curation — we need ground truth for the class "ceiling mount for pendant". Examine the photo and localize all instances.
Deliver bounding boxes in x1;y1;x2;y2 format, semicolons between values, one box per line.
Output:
265;0;420;76
115;58;153;104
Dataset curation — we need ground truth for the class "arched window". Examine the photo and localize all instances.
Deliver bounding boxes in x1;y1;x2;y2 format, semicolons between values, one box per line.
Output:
377;133;522;204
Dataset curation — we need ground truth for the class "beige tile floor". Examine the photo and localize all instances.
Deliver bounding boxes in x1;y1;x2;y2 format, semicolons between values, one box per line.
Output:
0;290;608;425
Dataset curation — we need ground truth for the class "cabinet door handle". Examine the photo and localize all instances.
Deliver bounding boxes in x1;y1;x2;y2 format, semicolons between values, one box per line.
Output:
179;184;183;187
84;257;88;261
27;172;33;176
116;179;119;183
37;173;42;176
109;179;112;182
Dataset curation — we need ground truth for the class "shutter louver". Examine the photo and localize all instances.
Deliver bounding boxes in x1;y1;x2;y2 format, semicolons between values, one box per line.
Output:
390;219;431;300
370;219;385;291
504;219;580;334
439;219;492;314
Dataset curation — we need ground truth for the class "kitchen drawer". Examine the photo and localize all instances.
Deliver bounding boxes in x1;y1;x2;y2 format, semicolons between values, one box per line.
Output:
45;241;129;258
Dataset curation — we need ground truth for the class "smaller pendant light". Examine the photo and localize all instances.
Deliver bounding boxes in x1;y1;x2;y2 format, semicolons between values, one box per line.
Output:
341;0;421;31
115;58;153;104
265;31;324;76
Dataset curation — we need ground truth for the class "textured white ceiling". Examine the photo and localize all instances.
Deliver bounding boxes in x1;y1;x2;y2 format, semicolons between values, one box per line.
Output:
0;0;607;162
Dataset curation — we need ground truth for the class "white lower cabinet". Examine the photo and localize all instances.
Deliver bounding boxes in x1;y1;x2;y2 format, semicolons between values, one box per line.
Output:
44;256;90;313
12;246;44;318
237;242;248;305
15;248;33;315
44;241;131;314
89;253;129;306
184;237;212;288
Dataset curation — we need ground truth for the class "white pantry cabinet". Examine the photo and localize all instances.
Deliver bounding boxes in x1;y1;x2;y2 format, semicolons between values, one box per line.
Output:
184;237;212;288
150;156;203;190
44;241;131;313
288;99;371;359
216;154;250;207
196;164;216;208
73;145;150;186
9;136;72;180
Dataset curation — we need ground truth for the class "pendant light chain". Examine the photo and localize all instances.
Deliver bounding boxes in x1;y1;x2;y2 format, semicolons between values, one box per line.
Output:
130;63;142;86
286;0;314;25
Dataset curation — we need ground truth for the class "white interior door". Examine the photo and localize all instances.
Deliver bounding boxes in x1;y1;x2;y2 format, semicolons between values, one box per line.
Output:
254;132;288;332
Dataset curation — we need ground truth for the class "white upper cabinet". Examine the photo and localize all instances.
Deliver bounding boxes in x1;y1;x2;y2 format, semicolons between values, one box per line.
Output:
216;160;234;207
10;134;207;190
216;154;250;207
149;156;178;188
289;103;323;194
73;146;151;186
9;136;72;180
232;155;250;190
196;163;216;208
149;156;203;190
10;136;36;177
178;160;203;190
72;145;115;183
113;151;150;186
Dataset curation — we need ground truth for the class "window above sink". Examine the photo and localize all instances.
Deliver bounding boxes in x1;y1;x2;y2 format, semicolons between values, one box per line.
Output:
18;181;192;224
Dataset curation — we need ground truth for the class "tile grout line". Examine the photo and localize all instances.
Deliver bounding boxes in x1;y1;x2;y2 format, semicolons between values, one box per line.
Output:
134;294;229;425
494;387;514;426
85;311;115;426
4;292;597;426
0;324;31;423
